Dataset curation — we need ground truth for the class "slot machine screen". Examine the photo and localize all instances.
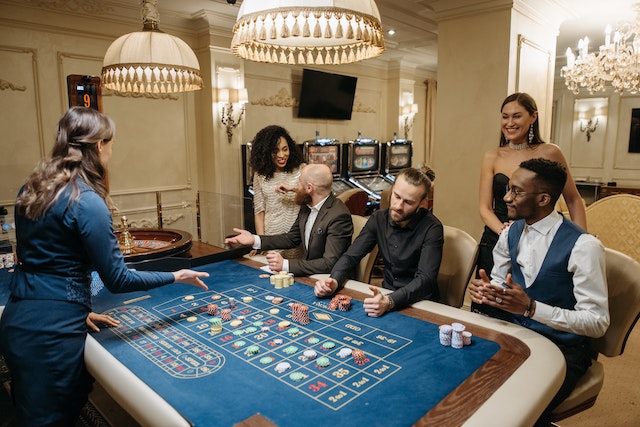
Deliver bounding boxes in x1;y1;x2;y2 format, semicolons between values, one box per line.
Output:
351;145;378;173
306;145;340;174
388;144;411;170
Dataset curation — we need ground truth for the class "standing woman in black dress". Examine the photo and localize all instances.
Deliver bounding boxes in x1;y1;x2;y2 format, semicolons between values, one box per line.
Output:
473;93;586;319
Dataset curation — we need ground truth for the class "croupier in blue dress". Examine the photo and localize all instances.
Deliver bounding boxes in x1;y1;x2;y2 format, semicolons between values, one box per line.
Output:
0;107;209;427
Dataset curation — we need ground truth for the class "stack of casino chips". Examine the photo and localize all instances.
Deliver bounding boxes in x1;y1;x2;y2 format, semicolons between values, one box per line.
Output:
290;302;310;325
328;294;352;311
207;303;219;316
439;322;472;348
221;308;232;321
351;349;368;366
209;317;222;334
270;271;294;289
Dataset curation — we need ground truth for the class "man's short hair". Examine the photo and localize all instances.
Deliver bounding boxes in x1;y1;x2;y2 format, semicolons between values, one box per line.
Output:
519;158;567;205
396;167;432;200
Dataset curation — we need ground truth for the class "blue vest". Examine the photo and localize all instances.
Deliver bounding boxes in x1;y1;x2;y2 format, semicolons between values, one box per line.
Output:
508;217;587;346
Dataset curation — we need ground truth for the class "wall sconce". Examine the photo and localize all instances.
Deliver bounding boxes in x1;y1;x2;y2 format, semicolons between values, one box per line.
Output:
218;88;248;143
579;115;599;142
400;103;418;139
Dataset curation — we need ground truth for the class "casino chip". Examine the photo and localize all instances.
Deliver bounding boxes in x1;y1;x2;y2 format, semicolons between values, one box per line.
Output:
274;362;291;373
315;356;331;368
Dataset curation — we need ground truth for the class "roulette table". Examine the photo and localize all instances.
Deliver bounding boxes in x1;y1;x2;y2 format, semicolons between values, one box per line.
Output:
0;250;565;426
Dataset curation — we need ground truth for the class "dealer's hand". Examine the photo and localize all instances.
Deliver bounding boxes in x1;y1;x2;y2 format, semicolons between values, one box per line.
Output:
86;312;120;332
172;270;210;290
363;286;390;317
314;277;338;298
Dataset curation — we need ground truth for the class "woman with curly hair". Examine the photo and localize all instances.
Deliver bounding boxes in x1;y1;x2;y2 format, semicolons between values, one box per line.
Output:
250;125;305;259
0;107;209;426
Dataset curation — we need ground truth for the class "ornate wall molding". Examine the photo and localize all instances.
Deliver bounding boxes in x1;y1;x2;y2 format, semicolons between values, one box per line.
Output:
0;78;26;91
250;88;376;113
353;96;376;113
102;88;180;100
251;88;297;107
18;0;115;15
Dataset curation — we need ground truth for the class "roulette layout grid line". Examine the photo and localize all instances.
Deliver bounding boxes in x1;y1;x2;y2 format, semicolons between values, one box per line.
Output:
107;283;410;411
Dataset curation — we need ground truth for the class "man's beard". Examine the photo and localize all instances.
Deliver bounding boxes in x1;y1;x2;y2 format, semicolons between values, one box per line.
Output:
390;206;421;223
294;190;312;206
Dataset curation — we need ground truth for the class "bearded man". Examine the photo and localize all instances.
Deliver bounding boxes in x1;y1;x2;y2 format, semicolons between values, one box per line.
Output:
226;163;353;276
314;167;443;317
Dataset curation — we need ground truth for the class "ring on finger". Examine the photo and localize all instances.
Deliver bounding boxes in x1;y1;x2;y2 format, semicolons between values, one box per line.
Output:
502;288;507;295
496;297;503;304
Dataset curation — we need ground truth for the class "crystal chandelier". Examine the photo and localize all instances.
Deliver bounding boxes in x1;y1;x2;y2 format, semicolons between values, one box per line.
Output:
231;0;385;65
561;4;640;94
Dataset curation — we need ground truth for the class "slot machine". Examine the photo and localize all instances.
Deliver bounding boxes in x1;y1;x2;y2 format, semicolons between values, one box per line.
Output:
346;137;392;200
303;137;355;196
381;138;413;182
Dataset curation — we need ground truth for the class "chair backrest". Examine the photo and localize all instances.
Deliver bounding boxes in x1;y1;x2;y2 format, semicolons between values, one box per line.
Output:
336;188;369;216
380;187;392;210
437;225;479;308
350;214;379;284
585;194;640;262
592;248;640;357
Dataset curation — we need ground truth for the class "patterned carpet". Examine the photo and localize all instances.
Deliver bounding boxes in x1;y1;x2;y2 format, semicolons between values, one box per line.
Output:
0;355;111;427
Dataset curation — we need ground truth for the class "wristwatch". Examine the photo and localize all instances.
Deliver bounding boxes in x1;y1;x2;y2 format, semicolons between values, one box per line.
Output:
523;298;534;318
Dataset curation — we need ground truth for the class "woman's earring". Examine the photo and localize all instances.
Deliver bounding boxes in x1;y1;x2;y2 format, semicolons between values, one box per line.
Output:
528;125;534;144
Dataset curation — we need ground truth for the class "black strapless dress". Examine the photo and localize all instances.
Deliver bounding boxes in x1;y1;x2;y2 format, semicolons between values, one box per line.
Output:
472;173;512;321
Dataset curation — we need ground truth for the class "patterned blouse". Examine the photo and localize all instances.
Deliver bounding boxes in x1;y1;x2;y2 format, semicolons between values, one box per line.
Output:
253;166;304;259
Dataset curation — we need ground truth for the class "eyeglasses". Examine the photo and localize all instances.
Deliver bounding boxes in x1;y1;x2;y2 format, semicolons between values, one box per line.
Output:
505;185;544;198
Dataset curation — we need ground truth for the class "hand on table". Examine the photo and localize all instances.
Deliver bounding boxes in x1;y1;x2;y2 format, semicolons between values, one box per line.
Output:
86;312;120;332
469;270;529;314
172;270;210;290
266;251;284;272
363;286;389;317
314;277;338;298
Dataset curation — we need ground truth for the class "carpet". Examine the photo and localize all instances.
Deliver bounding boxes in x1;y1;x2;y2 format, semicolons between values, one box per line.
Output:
0;354;111;427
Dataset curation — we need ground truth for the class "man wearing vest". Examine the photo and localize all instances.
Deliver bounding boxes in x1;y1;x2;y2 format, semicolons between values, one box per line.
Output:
469;158;609;426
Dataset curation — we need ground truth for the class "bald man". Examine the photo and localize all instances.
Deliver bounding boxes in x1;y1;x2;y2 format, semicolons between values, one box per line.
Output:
226;164;354;276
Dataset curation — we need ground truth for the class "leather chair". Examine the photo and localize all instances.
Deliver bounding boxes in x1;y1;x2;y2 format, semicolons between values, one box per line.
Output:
350;215;379;284
585;194;640;262
336;188;369;216
550;248;640;421
437;225;478;308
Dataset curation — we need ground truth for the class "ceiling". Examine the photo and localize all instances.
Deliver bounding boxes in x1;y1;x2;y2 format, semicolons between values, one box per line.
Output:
157;0;638;74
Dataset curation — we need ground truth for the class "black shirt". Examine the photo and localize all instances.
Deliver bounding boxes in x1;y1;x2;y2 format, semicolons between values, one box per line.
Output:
331;208;443;309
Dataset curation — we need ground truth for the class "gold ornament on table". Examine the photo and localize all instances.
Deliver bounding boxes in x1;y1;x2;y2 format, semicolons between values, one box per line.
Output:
118;216;136;255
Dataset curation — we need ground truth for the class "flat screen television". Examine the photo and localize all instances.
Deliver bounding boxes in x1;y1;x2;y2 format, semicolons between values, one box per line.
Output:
298;69;357;120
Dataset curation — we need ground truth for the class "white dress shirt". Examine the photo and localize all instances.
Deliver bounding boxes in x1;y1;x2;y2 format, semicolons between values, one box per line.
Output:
491;210;610;338
253;196;329;273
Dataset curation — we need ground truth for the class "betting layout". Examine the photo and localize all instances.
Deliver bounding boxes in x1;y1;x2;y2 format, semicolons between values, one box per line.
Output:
102;282;410;411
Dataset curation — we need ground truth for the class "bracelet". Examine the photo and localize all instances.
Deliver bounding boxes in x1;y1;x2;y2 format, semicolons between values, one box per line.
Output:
386;296;395;312
523;298;534;318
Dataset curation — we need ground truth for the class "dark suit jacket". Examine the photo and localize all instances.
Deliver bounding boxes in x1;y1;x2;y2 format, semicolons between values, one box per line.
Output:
260;193;354;276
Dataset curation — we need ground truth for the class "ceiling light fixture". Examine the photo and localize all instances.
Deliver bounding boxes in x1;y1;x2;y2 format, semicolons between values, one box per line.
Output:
230;0;385;65
561;4;640;94
102;0;203;94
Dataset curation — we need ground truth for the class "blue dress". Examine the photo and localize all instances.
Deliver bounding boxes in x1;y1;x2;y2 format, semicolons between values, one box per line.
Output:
0;179;175;426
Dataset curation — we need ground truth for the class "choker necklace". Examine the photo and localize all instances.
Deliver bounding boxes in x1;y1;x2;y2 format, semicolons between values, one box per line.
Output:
508;141;528;151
